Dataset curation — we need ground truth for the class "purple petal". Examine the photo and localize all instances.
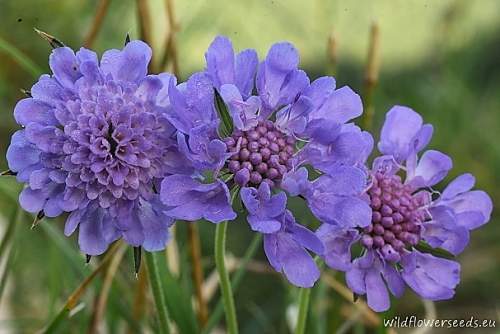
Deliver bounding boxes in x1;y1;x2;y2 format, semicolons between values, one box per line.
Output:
276;233;320;288
100;40;152;83
160;175;202;206
138;199;173;251
281;167;313;197
316;224;358;271
220;84;259;130
117;212;144;247
440;190;493;230
65;209;85;236
6;130;41;172
263;234;280;271
257;42;309;111
288;222;324;255
413;124;434;153
378;106;424;161
313;166;367;196
382;263;405;298
49;47;81;88
78;208;109;255
409;150;452;187
19;187;46;213
401;251;460;301
241;183;286;233
309;86;362;124
234;49;258;98
205;36;235;89
423;206;469;255
14;98;58;126
365;268;391;312
441;173;475;200
31;75;67;105
247;215;281;233
303;76;336;107
310;194;371;228
275;95;312;135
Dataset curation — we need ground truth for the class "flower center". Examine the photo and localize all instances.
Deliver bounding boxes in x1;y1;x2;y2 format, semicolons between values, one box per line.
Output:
361;172;429;262
60;79;170;211
224;120;296;188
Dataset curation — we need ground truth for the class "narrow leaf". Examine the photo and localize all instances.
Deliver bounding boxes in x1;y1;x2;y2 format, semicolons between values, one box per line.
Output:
214;89;233;138
134;246;142;275
34;28;64;48
125;33;131;45
0;170;16;176
31;211;45;229
0;36;43;77
414;241;455;260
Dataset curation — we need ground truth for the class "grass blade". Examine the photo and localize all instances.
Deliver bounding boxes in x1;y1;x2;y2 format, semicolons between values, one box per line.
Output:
145;251;171;334
39;242;123;334
0;36;43;77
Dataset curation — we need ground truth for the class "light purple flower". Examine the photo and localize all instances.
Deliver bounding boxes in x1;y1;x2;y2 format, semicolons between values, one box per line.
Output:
6;41;185;254
317;106;493;311
164;36;372;287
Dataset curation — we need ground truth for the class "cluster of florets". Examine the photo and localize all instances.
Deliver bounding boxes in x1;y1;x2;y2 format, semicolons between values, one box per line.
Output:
361;172;427;261
60;76;171;214
224;120;296;187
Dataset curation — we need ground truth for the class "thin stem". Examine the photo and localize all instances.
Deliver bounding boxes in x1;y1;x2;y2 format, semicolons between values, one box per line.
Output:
160;0;179;74
87;245;127;333
203;234;261;334
214;221;238;334
295;287;311;334
361;22;381;131
145;251;171;334
327;29;338;76
83;0;112;48
187;223;209;327
136;0;153;46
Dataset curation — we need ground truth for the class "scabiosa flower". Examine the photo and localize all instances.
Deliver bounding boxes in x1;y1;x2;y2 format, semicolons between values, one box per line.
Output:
6;40;189;255
161;36;372;287
316;106;493;311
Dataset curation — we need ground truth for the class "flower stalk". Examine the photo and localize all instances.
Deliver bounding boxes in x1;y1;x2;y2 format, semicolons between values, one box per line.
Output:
145;251;171;334
188;223;209;326
214;220;238;334
295;287;312;334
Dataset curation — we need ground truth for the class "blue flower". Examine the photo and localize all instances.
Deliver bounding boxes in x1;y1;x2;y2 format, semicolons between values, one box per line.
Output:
161;36;371;287
6;41;191;255
316;106;493;311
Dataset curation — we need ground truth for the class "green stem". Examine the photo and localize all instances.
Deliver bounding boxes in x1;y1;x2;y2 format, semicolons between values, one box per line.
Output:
145;251;171;334
203;234;261;334
214;221;238;334
295;287;311;334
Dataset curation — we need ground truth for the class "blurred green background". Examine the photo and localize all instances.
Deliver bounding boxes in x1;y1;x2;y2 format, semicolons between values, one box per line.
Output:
0;0;499;333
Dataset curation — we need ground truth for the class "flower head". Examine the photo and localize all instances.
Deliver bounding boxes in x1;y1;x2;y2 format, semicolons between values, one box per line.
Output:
6;41;187;255
317;106;493;311
161;36;372;287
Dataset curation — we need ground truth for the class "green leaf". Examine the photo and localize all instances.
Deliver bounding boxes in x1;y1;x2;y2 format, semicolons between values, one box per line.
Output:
156;258;199;334
414;241;455;260
214;89;233;138
0;36;43;77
